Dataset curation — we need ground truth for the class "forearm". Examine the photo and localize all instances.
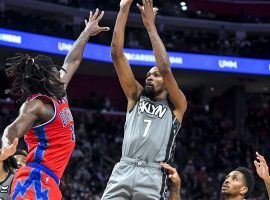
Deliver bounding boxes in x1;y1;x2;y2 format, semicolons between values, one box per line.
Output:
64;30;91;65
169;184;181;200
147;25;170;72
264;178;270;199
111;4;131;58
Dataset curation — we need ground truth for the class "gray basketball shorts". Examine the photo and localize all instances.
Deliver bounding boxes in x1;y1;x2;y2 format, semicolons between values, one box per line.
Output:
101;157;168;200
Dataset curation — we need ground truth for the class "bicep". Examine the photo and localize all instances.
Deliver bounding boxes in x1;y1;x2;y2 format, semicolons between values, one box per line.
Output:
162;70;187;122
8;100;44;138
112;55;143;100
8;112;38;138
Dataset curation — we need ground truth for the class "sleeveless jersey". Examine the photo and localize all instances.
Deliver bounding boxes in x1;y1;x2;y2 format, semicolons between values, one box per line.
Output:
24;94;75;179
0;173;14;200
122;95;181;163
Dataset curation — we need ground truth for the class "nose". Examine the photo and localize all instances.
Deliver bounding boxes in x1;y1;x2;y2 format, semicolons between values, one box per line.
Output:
147;75;153;81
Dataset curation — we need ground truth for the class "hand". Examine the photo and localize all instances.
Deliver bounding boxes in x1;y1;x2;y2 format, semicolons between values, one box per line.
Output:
254;152;270;183
0;138;18;161
120;0;133;9
84;8;110;36
161;162;181;188
137;0;159;30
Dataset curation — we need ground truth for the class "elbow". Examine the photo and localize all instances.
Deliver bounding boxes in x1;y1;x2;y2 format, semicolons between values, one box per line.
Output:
4;125;20;139
110;46;123;60
159;63;171;75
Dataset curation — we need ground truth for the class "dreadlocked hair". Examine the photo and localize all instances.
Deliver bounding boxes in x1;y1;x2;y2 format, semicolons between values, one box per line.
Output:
2;53;66;103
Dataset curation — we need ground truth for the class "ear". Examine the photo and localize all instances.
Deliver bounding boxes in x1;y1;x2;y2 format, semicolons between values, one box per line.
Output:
240;186;248;196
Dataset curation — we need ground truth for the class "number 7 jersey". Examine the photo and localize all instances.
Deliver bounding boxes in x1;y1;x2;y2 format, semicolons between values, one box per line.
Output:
122;95;181;163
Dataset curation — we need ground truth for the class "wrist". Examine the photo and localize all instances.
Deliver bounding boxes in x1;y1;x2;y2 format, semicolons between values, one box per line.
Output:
120;4;132;11
146;24;157;32
264;176;270;185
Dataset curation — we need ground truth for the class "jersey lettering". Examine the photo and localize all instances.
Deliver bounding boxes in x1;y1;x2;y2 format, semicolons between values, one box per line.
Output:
138;100;167;118
60;108;73;127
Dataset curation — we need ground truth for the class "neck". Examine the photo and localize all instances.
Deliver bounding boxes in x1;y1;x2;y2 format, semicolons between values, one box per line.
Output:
153;91;168;102
224;195;244;200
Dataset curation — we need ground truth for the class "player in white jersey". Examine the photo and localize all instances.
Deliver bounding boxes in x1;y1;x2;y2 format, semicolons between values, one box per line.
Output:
102;0;187;199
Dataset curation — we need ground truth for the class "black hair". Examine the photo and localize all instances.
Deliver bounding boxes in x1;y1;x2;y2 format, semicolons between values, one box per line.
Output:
2;53;66;103
235;167;255;198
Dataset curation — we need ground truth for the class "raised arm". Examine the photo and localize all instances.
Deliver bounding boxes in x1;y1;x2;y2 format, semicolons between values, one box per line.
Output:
61;9;110;90
111;0;143;111
254;152;270;199
161;162;181;200
0;100;48;160
137;0;187;123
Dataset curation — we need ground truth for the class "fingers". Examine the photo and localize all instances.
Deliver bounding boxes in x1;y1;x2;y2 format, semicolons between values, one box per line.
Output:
89;11;93;22
100;27;110;32
160;162;177;173
153;7;159;15
92;8;99;21
136;3;143;12
256;152;267;165
97;11;105;22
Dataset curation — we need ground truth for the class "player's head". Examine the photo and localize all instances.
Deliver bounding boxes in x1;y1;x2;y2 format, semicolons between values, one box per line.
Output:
2;156;17;173
221;167;254;199
3;53;66;102
142;67;167;99
13;149;28;169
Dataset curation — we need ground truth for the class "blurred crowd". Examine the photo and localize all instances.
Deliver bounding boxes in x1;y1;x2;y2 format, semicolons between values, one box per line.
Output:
35;0;270;23
1;3;270;59
1;91;269;199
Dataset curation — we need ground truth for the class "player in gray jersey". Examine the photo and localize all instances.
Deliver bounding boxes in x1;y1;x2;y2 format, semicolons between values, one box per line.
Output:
0;157;16;200
102;0;187;199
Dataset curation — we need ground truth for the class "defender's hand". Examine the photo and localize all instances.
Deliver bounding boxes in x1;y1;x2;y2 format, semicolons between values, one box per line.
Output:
84;8;110;36
161;162;181;188
254;152;270;183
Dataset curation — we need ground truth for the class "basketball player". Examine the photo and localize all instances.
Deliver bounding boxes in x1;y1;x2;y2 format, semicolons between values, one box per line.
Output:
13;149;28;169
102;0;187;199
254;151;270;198
0;9;109;200
220;167;254;200
161;162;255;200
0;157;16;200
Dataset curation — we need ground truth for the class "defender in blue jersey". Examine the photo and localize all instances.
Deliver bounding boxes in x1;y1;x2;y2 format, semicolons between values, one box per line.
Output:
102;0;187;199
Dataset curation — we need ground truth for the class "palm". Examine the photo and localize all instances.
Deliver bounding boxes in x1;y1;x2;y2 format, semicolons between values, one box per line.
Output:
84;9;110;37
257;166;269;179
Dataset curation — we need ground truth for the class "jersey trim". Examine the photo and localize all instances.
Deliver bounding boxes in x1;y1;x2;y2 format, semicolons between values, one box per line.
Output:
33;126;48;163
32;96;57;129
164;116;181;163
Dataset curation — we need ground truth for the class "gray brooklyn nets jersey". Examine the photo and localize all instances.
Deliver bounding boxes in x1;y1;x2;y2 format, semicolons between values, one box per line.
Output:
122;95;181;163
0;173;14;200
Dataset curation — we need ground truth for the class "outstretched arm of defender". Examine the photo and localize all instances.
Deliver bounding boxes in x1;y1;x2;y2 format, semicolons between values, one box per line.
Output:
61;9;110;89
111;0;143;111
137;0;186;122
0;100;46;160
254;152;270;199
161;162;181;200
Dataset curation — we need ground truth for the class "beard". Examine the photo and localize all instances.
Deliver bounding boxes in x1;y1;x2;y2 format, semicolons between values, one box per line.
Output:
142;86;156;99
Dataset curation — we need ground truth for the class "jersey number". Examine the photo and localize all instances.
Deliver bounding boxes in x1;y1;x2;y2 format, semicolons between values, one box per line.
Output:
143;119;152;138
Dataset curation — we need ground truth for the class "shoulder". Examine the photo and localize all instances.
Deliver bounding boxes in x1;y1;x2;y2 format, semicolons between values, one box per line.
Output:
20;99;47;115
